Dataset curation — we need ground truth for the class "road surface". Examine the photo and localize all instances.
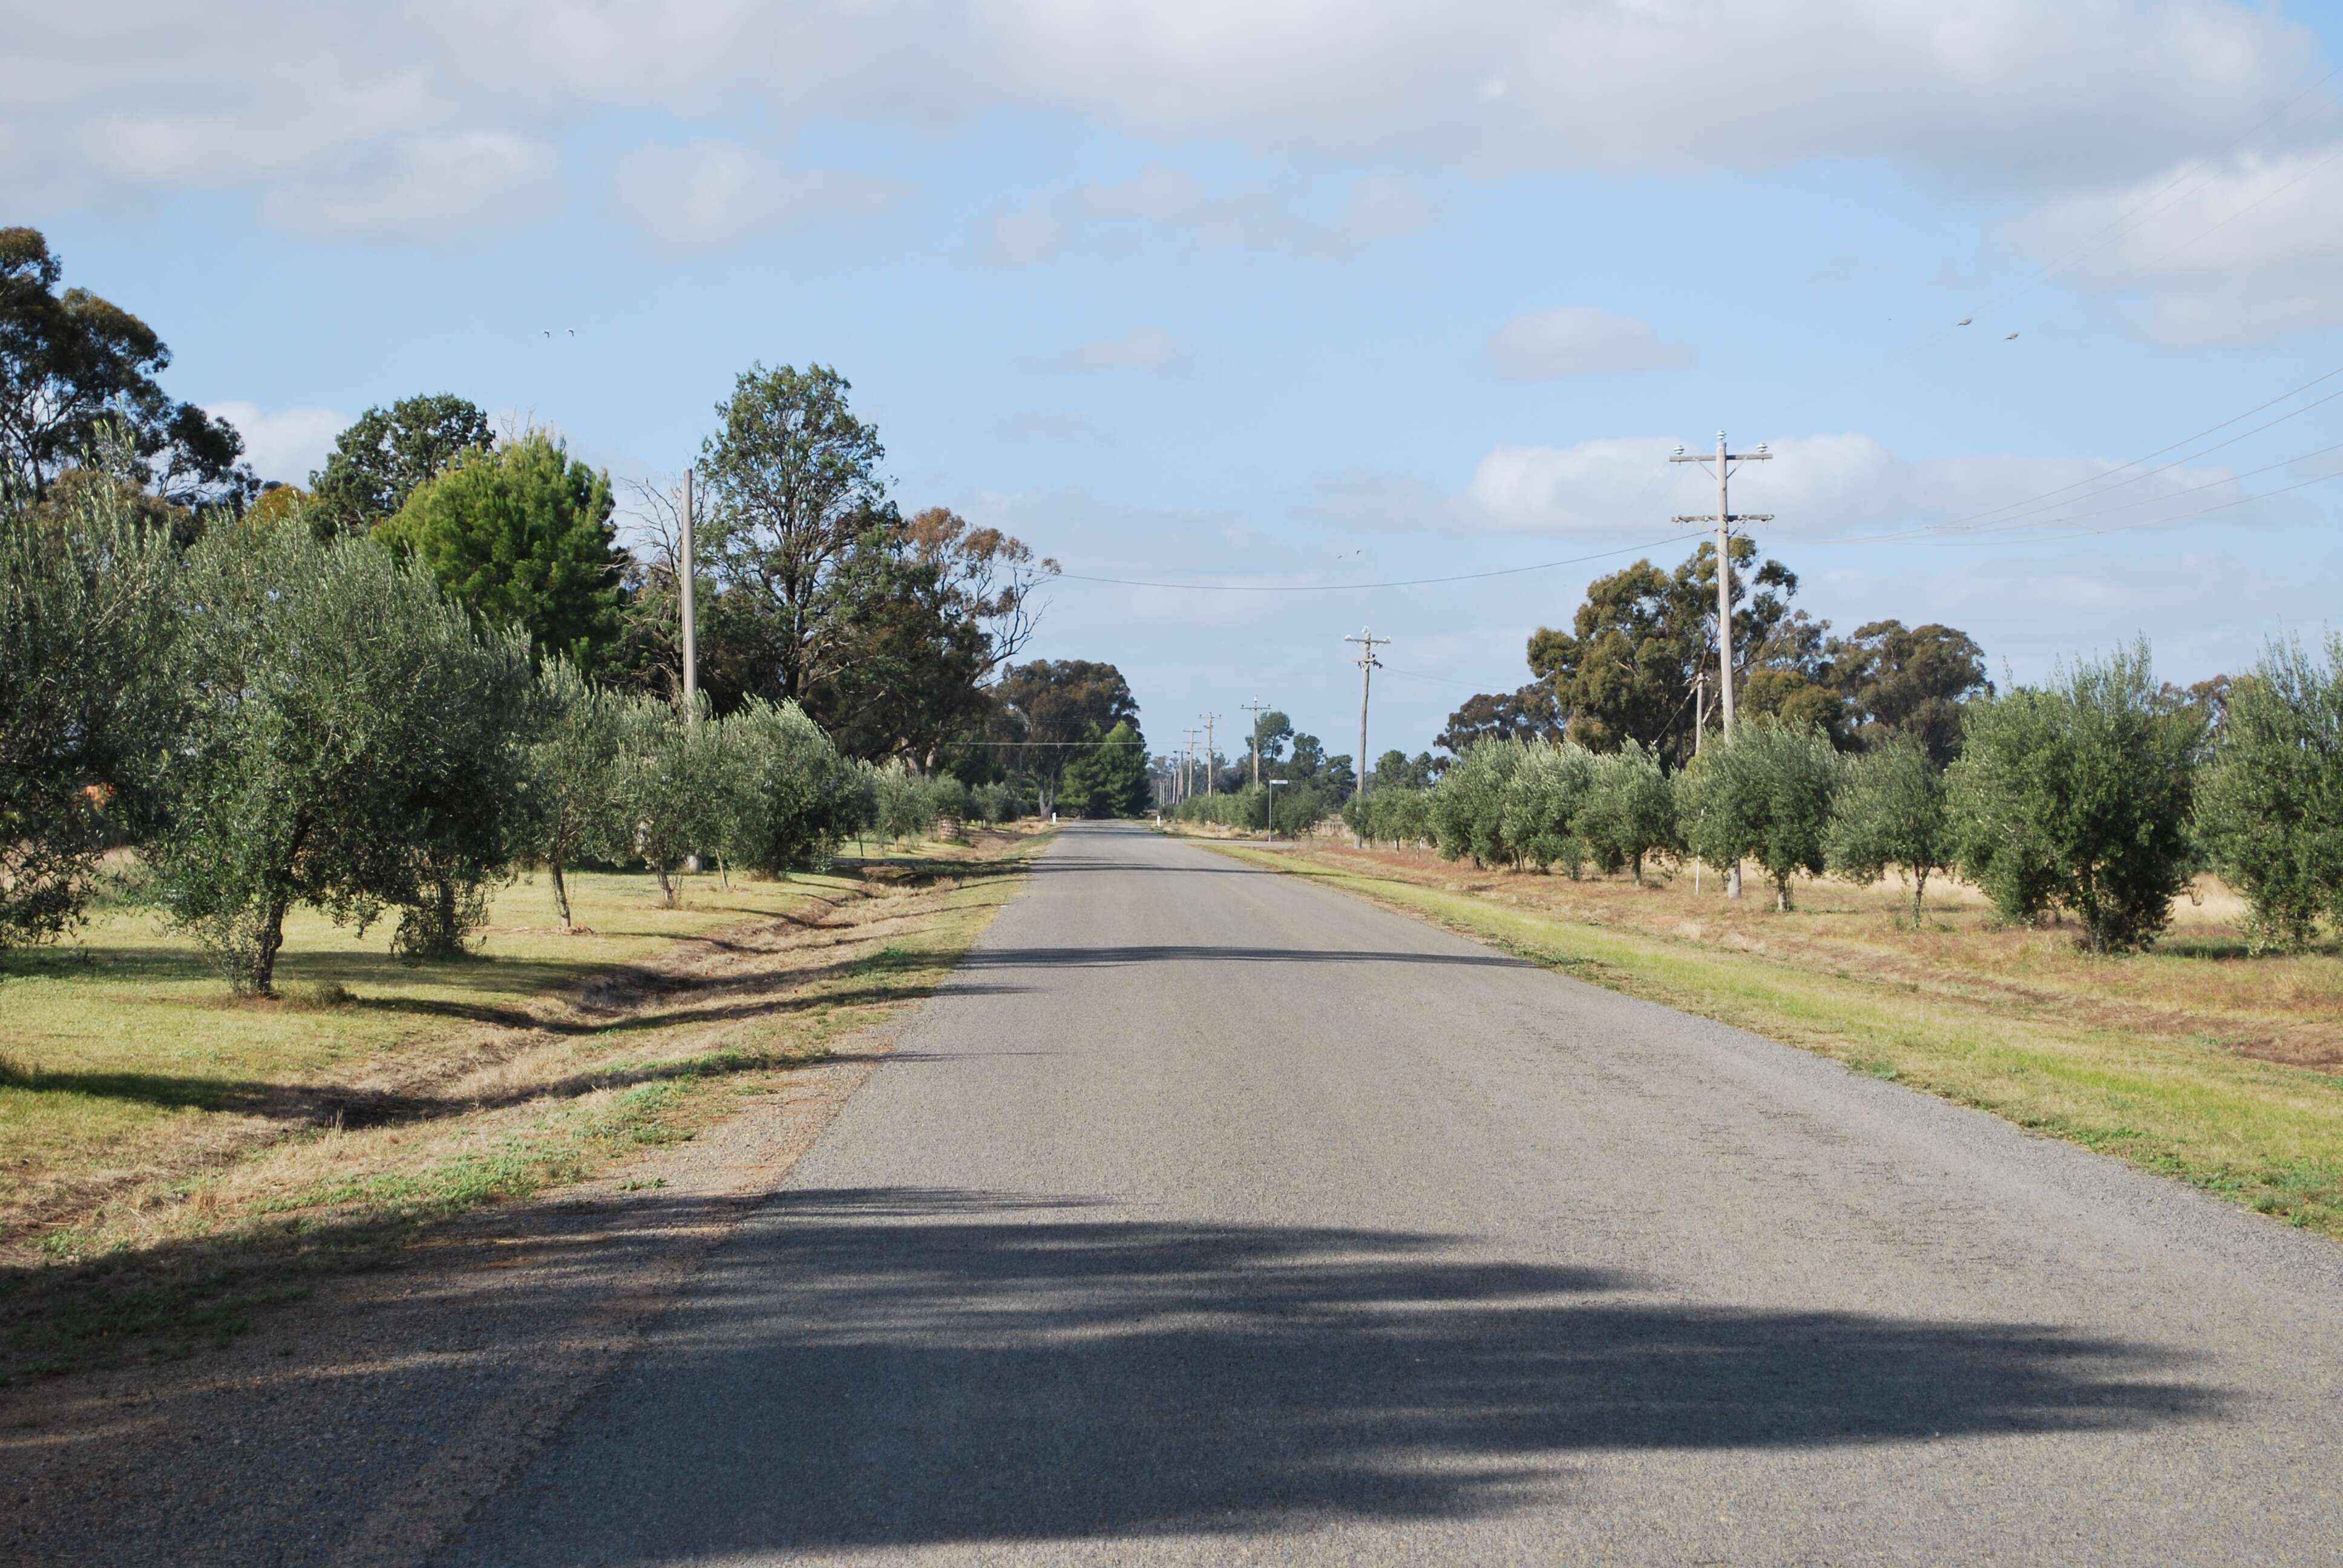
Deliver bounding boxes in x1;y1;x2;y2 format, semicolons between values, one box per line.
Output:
443;822;2343;1565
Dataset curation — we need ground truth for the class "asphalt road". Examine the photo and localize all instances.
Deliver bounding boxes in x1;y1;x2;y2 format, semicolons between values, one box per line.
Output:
442;823;2343;1566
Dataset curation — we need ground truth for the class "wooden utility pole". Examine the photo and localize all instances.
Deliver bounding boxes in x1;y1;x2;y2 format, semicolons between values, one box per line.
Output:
1241;697;1267;788
680;468;698;722
1345;628;1389;800
1670;431;1771;733
1671;431;1773;898
1200;712;1220;797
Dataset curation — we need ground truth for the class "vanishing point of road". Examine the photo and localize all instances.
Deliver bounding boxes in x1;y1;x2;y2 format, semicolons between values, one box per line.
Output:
444;822;2343;1566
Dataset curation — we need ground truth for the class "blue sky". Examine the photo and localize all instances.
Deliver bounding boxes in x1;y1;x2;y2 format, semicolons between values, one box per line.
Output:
13;1;2343;763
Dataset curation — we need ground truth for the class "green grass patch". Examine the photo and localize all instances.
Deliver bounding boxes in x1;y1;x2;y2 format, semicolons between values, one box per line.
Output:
1;837;1040;1380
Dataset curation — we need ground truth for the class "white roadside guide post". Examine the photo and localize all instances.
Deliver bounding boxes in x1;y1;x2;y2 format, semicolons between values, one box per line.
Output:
1265;778;1287;839
1670;430;1771;900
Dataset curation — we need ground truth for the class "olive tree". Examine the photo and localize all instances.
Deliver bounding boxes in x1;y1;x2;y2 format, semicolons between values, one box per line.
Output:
1678;719;1840;910
1947;641;2202;953
0;449;184;950
608;692;721;906
152;520;534;991
1576;742;1678;884
1429;739;1524;867
526;659;623;931
868;759;932;845
1501;740;1598;874
1826;736;1953;922
712;697;861;875
2195;634;2343;951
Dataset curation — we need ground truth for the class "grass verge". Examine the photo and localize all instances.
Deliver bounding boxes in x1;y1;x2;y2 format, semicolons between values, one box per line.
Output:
1203;838;2343;1240
0;831;1044;1379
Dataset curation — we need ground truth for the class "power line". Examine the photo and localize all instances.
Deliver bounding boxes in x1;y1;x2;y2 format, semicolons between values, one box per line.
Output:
1840;434;2343;546
1928;462;2343;548
1881;363;2343;537
1054;532;1704;592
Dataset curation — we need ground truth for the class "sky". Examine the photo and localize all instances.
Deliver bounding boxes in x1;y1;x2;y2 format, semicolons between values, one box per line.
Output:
11;0;2343;765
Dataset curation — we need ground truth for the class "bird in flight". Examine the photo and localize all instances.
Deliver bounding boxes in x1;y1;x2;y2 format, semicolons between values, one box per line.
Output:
2005;332;2020;341
1956;317;1973;326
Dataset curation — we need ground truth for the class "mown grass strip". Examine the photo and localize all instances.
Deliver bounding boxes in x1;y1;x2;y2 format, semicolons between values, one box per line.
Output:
1;845;1034;1380
1213;843;2343;1238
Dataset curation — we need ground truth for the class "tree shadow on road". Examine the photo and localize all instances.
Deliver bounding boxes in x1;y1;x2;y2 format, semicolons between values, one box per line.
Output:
451;1185;2226;1560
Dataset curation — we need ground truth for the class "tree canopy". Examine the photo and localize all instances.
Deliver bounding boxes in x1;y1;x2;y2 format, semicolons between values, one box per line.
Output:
376;429;627;674
1947;642;2203;952
0;227;252;519
1830;619;1991;766
309;393;495;537
992;658;1139;813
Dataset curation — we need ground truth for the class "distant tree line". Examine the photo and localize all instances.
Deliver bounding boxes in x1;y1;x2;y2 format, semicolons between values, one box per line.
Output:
1363;634;2343;955
1439;536;1994;767
1164;707;1358;834
0;229;1159;988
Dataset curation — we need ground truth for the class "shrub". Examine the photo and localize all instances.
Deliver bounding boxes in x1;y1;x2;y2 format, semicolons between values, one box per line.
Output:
1947;641;2203;952
2195;634;2343;950
972;780;1026;825
1827;736;1953;921
868;759;935;844
1678;719;1840;909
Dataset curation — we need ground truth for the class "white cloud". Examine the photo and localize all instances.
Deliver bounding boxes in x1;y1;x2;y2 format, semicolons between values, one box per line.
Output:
990;410;1115;446
1031;163;1443;262
1484;307;1694;379
204;400;349;486
1019;327;1194;376
0;2;2315;241
258;131;562;242
2017;144;2343;344
608;140;913;256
